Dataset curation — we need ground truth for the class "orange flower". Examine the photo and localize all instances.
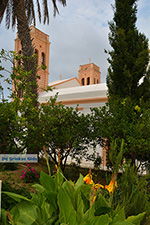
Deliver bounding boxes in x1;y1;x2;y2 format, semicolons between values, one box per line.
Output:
83;173;94;185
94;183;104;190
105;180;117;193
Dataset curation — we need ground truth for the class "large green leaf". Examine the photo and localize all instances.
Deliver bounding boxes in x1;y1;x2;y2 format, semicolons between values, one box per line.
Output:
81;192;90;213
80;184;91;201
1;209;9;225
125;212;146;225
31;192;46;207
35;201;55;224
75;174;84;190
32;184;45;193
75;189;85;224
40;171;56;192
75;189;84;213
58;187;77;225
10;201;38;225
94;194;112;216
112;222;133;225
111;208;125;224
83;205;95;222
62;181;76;209
60;224;69;225
90;214;111;225
45;191;58;210
55;170;64;188
2;191;31;202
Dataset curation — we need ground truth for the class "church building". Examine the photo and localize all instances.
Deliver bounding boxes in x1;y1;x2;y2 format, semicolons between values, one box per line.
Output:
15;26;108;168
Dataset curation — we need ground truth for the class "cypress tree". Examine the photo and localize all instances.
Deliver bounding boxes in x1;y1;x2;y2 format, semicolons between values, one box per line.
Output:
107;0;150;102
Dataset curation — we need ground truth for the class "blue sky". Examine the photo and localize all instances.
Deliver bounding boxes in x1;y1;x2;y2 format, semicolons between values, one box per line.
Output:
0;0;149;92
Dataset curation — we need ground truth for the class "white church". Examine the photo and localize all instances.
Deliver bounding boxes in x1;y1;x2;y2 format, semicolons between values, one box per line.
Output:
15;26;108;168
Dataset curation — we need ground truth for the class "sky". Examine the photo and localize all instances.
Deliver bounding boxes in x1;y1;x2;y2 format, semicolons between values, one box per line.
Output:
0;0;150;90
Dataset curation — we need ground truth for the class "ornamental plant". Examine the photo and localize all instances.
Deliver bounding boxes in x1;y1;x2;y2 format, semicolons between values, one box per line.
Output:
2;170;146;225
20;164;39;183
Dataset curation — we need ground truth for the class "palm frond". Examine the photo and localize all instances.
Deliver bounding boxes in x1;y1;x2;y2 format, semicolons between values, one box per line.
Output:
25;0;36;25
58;0;66;7
12;0;17;28
52;0;67;16
52;0;59;16
36;0;41;23
1;0;67;28
5;0;12;28
0;0;9;24
31;1;36;25
43;0;49;24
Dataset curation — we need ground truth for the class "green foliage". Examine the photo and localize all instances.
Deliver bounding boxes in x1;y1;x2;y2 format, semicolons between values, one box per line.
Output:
1;181;31;210
112;164;150;218
20;164;39;183
109;139;125;173
107;0;150;102
91;98;150;165
39;100;92;170
0;51;92;168
0;101;21;154
17;98;43;154
1;171;146;225
0;163;18;171
0;49;39;105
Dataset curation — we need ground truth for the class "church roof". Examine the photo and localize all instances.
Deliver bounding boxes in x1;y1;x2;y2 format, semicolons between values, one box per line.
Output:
39;83;107;104
48;77;81;88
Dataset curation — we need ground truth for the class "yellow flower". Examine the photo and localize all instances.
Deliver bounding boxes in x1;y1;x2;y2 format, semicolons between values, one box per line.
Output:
94;183;104;190
121;99;126;105
105;180;117;193
134;105;141;112
83;173;94;185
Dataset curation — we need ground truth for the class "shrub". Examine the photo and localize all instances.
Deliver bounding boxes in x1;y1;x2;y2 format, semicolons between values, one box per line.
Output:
1;181;31;210
112;164;150;218
1;171;146;225
0;163;18;171
20;164;39;183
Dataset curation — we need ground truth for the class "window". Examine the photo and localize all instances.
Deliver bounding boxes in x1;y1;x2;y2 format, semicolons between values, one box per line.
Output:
94;78;96;84
87;77;90;85
81;78;84;85
41;52;46;65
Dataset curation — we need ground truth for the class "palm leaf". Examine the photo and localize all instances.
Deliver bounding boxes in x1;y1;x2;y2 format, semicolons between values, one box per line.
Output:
43;0;49;23
0;0;9;23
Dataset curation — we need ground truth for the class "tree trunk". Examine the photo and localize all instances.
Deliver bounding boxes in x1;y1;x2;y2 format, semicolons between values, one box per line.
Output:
14;0;38;106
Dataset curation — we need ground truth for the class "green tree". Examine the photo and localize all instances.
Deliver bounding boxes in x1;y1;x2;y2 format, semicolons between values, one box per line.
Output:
91;98;150;168
0;101;20;154
39;100;92;170
0;0;66;106
107;0;150;102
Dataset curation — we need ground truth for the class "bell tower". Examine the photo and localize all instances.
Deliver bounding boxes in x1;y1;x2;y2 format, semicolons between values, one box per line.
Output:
78;63;101;86
14;26;50;93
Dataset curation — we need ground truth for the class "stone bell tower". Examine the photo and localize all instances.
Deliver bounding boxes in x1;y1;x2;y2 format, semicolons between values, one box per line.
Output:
78;63;101;86
14;26;50;93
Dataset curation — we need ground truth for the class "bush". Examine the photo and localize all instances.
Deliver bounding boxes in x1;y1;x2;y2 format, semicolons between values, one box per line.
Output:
0;163;18;171
112;164;150;217
1;181;31;210
20;164;39;183
1;171;146;225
